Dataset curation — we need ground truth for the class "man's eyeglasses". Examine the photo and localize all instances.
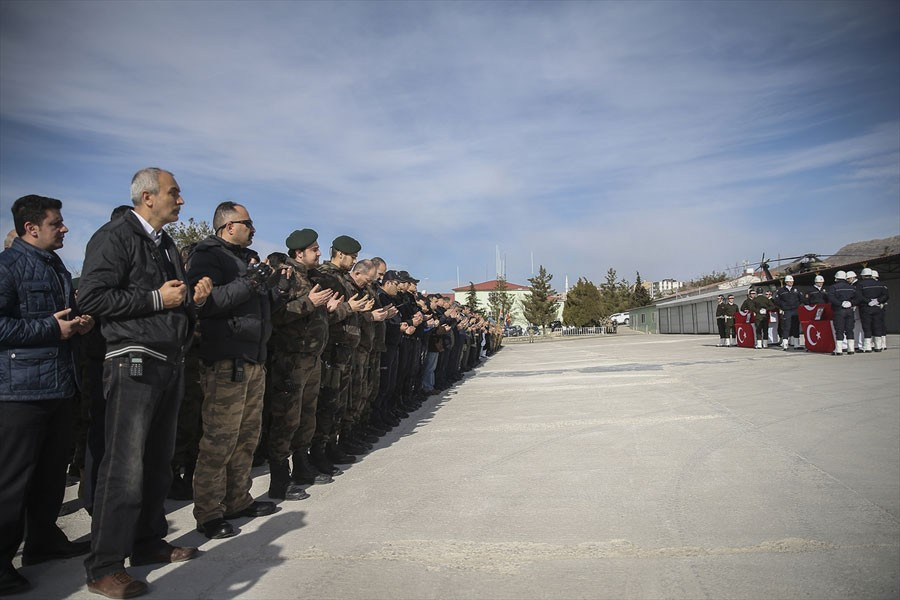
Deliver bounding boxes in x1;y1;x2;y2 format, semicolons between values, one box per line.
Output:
217;219;254;233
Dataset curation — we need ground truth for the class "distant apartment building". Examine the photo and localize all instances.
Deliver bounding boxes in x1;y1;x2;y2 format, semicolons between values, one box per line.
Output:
651;278;684;299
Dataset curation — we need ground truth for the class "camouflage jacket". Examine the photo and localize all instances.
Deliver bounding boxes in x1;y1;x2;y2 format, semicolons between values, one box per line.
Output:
269;257;329;356
317;261;360;348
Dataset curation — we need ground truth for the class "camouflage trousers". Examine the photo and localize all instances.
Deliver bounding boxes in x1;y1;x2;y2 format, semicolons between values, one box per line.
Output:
193;359;265;525
364;349;381;421
265;352;322;461
345;347;372;427
313;344;353;443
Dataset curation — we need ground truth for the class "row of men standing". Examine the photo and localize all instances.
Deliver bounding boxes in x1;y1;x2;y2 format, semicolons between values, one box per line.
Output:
1;168;498;598
715;271;889;353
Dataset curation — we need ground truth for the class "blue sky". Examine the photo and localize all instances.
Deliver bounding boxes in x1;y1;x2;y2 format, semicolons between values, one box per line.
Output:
1;1;898;294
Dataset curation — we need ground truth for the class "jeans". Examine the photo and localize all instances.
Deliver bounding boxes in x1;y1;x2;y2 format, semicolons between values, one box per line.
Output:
84;355;183;580
421;351;439;392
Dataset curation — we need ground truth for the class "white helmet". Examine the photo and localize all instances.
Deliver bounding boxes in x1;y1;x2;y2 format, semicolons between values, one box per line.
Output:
834;271;847;280
784;275;794;283
860;267;873;277
846;270;857;280
872;270;879;279
814;275;824;283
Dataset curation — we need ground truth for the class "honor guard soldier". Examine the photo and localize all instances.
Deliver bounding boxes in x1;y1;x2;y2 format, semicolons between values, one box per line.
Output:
774;275;804;350
806;275;828;305
827;271;862;356
856;267;889;352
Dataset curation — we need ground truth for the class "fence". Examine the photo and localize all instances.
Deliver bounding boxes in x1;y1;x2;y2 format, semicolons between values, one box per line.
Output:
554;325;616;336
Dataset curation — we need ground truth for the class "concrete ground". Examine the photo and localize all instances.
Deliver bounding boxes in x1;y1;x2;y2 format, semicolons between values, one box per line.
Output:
14;333;900;599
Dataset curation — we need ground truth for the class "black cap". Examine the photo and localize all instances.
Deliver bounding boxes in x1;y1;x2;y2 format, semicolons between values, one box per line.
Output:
332;235;361;254
382;270;401;282
286;228;317;251
398;270;419;284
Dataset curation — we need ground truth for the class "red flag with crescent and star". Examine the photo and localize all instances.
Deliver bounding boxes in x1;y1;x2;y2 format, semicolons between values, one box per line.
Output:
734;310;755;348
799;304;835;353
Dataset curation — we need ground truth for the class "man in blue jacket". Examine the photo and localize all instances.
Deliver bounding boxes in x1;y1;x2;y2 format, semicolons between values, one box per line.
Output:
0;195;95;595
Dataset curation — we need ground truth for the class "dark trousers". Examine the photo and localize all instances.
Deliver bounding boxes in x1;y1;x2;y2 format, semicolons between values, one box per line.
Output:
832;308;854;341
84;355;183;580
82;358;105;514
860;307;886;337
0;397;73;569
781;310;800;339
375;345;399;420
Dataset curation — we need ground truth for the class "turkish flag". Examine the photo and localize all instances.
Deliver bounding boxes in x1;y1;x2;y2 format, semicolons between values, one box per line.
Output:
799;304;833;322
735;322;756;348
802;320;836;353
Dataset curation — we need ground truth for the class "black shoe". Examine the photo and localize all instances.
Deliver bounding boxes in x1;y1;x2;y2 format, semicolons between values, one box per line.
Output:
326;442;357;464
0;567;30;595
364;423;388;436
291;450;333;485
309;443;344;476
355;430;380;444
224;501;277;519
196;518;236;539
343;435;371;451
268;459;310;500
21;538;91;566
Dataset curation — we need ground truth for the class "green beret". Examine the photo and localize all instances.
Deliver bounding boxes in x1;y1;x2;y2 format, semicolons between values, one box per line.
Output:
332;235;361;254
285;228;318;251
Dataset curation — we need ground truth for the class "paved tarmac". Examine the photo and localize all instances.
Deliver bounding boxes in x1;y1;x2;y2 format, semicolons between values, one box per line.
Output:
15;332;900;599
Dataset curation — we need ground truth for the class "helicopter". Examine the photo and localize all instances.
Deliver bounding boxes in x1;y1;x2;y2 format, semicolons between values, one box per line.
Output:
750;252;833;280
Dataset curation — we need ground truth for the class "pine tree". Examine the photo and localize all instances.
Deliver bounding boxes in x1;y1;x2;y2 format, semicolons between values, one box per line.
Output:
165;217;214;252
521;265;559;333
599;267;631;317
632;271;652;306
487;277;515;324
465;282;480;312
562;277;604;326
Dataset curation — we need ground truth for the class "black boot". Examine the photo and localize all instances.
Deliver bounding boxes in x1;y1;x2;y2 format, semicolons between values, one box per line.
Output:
338;431;370;455
354;426;380;444
291;448;333;485
326;440;357;464
309;441;343;476
267;459;310;500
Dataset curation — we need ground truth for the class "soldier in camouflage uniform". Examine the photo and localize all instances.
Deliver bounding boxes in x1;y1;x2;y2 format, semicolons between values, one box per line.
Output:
310;236;373;470
264;229;337;496
343;260;392;452
188;202;283;539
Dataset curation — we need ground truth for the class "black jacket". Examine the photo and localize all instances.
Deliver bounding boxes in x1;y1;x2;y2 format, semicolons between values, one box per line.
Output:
187;235;272;364
78;212;196;363
774;285;804;311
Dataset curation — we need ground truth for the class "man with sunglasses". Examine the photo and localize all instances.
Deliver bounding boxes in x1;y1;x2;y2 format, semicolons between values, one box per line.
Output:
187;202;283;539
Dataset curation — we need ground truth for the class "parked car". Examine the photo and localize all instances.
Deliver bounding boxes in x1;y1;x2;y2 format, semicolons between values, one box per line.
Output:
549;320;563;330
503;325;523;337
610;312;630;326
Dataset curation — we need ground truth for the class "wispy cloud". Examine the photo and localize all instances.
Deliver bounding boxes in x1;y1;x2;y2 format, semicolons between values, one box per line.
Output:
1;1;897;290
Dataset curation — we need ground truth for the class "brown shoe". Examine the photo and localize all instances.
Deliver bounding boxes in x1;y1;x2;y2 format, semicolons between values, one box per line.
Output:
87;571;148;598
130;543;198;566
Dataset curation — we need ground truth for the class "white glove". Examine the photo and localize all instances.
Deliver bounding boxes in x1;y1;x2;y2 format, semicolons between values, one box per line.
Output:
869;299;879;307
759;308;766;314
842;301;851;309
